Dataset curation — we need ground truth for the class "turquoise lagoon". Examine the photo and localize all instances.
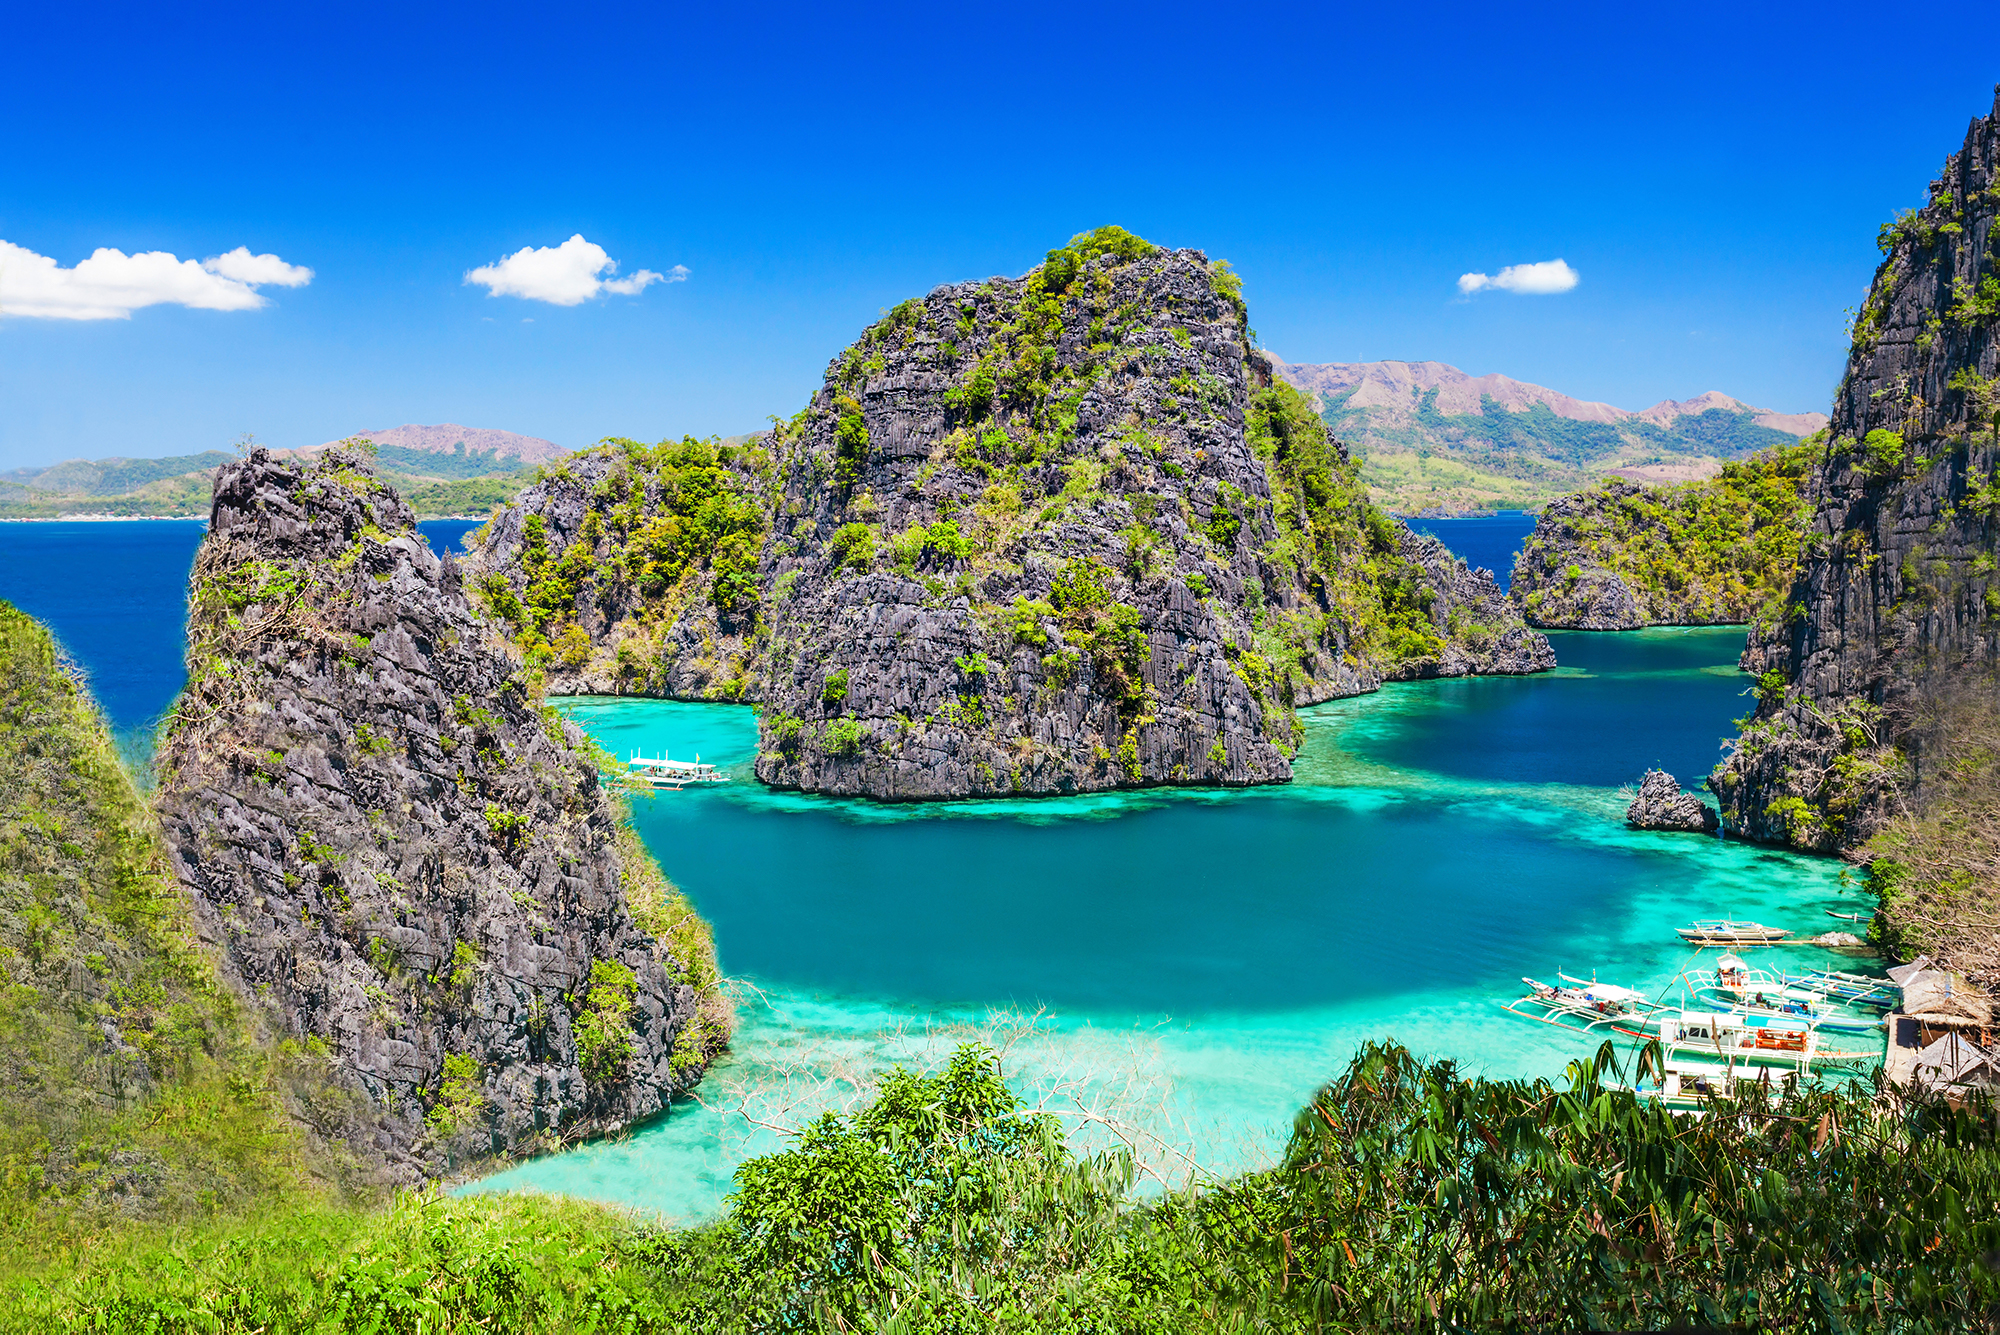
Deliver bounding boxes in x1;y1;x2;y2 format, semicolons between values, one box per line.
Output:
465;627;1865;1219
0;523;1866;1221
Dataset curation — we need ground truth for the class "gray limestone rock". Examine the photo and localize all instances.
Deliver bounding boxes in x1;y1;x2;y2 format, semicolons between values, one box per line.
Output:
1711;90;2000;851
153;447;722;1183
1626;769;1721;833
471;238;1554;801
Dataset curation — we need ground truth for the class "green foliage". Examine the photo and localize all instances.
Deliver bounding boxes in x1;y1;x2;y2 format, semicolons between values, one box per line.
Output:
832;393;870;488
823;717;867;757
19;1033;2000;1331
1249;380;1449;674
481;804;527;850
571;959;636;1084
481;435;769;655
426;1053;485;1138
9;1195;674;1331
1516;440;1818;627
1208;258;1245;323
1861;427;1907;477
819;667;848;709
0;601;350;1247
1005;596;1054;647
1037;225;1158;294
202;559;303;616
827;522;875;573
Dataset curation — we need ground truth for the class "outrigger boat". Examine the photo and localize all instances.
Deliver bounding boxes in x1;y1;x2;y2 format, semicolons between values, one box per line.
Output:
1503;974;1672;1033
1825;909;1869;923
1616;1058;1783;1113
627;751;725;790
1774;966;1900;1011
1649;1007;1877;1073
1683;970;1885;1036
1675;918;1790;947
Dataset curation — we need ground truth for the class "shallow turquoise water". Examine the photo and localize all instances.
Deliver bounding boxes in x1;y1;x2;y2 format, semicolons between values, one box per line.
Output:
464;626;1867;1220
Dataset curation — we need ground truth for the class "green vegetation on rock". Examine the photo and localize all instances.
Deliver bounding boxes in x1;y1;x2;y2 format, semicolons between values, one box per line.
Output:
474;435;771;695
1511;440;1816;629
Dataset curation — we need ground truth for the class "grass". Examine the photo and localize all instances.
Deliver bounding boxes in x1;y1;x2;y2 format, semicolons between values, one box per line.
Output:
0;600;374;1261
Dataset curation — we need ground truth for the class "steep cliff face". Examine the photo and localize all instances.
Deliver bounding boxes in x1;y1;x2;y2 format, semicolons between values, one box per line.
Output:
154;447;726;1181
477;230;1551;799
1710;94;2000;852
1510;448;1813;630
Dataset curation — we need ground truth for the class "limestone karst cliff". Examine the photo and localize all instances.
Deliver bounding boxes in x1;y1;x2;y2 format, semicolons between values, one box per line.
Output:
153;447;726;1181
474;229;1552;799
1510;447;1813;630
1709;92;2000;854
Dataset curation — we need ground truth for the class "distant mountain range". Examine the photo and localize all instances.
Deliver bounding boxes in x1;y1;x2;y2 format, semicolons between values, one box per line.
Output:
1268;357;1828;514
315;423;568;466
0;424;567;520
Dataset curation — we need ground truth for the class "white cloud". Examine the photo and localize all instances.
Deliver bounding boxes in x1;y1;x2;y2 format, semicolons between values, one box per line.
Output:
0;240;314;320
463;234;685;306
1457;258;1579;296
202;246;314;288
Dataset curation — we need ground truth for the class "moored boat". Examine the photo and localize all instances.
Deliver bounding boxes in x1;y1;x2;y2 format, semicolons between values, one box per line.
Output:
1649;1007;1877;1072
627;751;725;790
1617;1059;1785;1112
1502;974;1670;1033
1683;969;1886;1036
1675;918;1790;947
1776;966;1900;1011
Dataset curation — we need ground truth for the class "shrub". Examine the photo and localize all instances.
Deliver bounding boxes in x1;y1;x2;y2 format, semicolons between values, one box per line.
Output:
1861;427;1906;477
820;668;849;709
823;717;867;756
572;959;636;1082
833;394;869;486
827;522;875;572
552;622;591;669
426;1052;485;1137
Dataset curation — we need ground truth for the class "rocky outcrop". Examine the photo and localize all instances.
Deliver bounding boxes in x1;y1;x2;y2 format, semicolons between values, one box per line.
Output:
477;230;1553;800
746;233;1550;798
1392;528;1560;676
1511;454;1812;630
153;447;726;1182
1626;769;1720;833
1710;92;2000;852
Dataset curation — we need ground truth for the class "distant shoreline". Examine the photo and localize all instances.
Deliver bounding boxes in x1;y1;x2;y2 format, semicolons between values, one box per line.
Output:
0;513;489;524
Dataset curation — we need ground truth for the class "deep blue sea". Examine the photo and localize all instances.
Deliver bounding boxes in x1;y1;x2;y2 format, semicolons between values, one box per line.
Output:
1405;511;1538;589
0;518;482;760
0;520;1861;1220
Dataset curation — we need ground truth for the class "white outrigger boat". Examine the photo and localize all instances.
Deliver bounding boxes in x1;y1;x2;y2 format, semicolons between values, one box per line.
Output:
1502;974;1672;1033
1686;955;1886;1036
1775;965;1900;1011
1616;1058;1784;1113
1649;1007;1877;1072
1675;919;1790;947
627;750;725;790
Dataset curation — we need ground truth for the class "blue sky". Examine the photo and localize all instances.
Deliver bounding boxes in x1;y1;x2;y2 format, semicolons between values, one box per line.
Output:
3;0;1996;468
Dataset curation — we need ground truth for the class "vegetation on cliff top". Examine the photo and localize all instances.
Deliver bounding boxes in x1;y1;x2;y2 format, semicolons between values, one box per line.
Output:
1512;439;1816;626
12;1039;1997;1332
475;434;771;696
